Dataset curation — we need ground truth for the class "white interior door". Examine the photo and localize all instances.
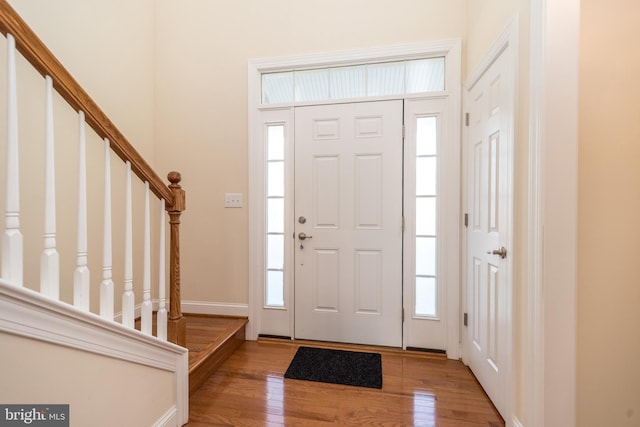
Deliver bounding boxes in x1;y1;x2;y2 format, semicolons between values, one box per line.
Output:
465;48;514;418
294;101;403;347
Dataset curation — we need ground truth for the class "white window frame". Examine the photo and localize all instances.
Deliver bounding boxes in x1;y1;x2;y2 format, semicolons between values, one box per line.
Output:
248;40;461;357
249;108;294;338
403;97;459;352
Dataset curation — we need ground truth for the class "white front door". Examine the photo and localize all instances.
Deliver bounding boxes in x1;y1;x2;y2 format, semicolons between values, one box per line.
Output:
465;47;514;417
294;101;403;347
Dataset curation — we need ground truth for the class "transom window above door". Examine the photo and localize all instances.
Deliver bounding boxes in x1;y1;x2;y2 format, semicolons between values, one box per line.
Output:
261;57;445;105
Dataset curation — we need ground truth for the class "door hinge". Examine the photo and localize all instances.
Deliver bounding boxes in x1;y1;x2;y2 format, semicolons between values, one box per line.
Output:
465;112;470;127
402;124;406;139
402;308;405;322
464;213;468;228
463;312;468;327
402;216;405;232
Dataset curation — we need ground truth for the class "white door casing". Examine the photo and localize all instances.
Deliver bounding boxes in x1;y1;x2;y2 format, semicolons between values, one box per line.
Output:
463;33;515;419
294;101;403;347
248;40;461;357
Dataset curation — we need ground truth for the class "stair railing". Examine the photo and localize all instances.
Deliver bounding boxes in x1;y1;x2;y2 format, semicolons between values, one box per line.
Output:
0;0;186;346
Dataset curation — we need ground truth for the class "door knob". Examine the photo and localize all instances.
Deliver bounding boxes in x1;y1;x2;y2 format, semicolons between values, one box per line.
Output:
298;232;313;240
487;246;507;259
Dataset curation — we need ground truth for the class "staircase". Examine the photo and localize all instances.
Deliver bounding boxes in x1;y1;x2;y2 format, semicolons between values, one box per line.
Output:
136;314;248;395
0;2;244;425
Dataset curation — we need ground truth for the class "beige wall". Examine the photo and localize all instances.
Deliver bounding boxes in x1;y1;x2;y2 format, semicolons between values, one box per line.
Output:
0;332;175;426
465;0;527;78
153;0;467;304
7;0;156;161
578;1;640;425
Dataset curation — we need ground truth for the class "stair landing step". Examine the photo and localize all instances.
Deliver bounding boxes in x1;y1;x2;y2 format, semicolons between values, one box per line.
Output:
185;314;248;396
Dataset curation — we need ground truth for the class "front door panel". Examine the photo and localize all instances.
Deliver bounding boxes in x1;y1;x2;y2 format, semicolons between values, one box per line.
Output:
294;101;403;347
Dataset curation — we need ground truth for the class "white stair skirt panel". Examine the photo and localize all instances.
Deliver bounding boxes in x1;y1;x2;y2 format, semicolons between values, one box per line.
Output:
0;280;189;426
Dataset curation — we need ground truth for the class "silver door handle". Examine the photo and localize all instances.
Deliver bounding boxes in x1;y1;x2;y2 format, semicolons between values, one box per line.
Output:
298;232;313;240
487;246;507;259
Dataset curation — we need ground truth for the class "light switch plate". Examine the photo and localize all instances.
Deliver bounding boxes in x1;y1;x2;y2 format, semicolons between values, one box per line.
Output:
224;193;243;208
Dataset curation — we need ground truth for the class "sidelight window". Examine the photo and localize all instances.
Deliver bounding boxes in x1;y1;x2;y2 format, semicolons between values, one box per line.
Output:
414;116;438;317
265;125;285;307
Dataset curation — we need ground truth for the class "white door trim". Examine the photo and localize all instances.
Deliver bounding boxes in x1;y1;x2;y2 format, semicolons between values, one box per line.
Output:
403;96;460;355
527;3;546;425
527;0;579;426
248;41;461;356
462;17;518;423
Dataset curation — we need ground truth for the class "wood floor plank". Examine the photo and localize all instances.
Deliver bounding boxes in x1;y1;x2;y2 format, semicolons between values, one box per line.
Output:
188;341;503;426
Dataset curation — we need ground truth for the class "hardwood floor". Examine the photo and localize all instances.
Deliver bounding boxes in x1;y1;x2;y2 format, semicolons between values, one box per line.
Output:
188;340;504;426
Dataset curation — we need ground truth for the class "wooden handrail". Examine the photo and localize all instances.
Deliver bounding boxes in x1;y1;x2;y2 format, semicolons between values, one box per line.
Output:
0;0;172;204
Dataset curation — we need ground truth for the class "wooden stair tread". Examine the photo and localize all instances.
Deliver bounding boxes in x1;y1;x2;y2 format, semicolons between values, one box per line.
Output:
183;314;248;396
185;314;248;369
134;313;248;395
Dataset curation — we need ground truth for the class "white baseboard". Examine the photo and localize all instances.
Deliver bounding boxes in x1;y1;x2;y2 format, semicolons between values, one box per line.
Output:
114;299;249;320
114;300;162;323
182;300;249;317
153;406;178;427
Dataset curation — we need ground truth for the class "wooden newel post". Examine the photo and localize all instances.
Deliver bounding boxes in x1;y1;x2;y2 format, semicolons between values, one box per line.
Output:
167;171;186;346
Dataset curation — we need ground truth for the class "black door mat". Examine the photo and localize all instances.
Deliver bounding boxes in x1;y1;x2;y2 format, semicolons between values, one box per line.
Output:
284;346;382;389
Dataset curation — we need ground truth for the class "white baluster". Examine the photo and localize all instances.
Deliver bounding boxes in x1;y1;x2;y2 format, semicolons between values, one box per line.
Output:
122;161;135;328
74;112;90;310
157;199;167;341
2;34;23;286
40;75;59;299
100;139;114;320
141;182;153;335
